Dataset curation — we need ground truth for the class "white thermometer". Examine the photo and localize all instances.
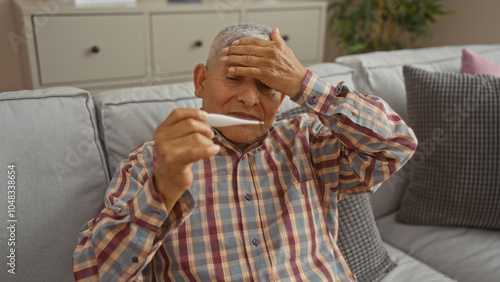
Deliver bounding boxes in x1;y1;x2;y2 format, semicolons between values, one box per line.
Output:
205;113;264;127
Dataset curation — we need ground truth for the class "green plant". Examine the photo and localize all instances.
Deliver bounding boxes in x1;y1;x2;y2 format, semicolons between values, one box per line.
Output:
328;0;453;55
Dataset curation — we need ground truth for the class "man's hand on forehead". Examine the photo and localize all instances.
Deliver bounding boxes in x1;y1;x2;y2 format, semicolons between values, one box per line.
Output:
220;27;308;98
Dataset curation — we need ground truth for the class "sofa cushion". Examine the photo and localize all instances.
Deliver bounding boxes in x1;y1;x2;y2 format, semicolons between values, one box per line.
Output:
335;44;500;219
380;243;457;282
461;48;500;77
0;87;109;282
398;66;500;230
377;212;500;282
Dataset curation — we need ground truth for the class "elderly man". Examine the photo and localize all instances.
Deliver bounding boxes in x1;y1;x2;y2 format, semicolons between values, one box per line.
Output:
73;23;417;281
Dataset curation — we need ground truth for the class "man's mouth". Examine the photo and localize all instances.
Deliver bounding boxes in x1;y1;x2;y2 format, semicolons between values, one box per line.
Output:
228;112;261;122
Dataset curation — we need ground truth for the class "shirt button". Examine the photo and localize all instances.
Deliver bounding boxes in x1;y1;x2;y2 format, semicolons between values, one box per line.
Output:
245;193;252;201
308;97;317;105
252;238;260;246
132;257;139;263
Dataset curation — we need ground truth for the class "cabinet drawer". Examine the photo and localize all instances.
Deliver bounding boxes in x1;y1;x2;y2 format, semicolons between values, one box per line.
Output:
35;15;146;85
151;12;240;76
246;9;321;63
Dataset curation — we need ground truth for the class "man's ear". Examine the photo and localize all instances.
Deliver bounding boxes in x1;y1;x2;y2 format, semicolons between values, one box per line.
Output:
193;63;207;98
276;93;286;114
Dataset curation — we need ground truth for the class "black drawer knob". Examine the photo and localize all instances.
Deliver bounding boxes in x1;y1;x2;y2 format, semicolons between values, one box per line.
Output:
91;45;100;54
194;40;203;47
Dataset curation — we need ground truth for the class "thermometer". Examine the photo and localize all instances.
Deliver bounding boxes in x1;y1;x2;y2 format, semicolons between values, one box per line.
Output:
205;113;264;127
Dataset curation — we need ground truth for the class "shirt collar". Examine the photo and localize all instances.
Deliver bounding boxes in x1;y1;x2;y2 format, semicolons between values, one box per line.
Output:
212;127;273;156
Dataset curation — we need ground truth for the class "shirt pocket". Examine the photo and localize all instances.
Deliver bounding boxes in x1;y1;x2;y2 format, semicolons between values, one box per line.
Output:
275;179;333;258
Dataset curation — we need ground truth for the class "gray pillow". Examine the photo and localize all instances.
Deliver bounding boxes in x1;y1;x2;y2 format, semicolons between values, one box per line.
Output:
276;107;396;282
398;66;500;230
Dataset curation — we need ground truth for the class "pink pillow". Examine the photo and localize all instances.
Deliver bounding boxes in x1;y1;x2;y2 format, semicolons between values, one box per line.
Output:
460;48;500;77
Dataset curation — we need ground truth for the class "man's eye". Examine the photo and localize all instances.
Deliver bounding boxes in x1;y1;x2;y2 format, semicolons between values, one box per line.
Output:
259;83;272;90
226;77;240;81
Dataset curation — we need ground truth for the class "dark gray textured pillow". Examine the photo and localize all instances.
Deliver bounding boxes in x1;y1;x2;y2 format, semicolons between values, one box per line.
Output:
337;194;396;282
398;66;500;229
276;107;396;282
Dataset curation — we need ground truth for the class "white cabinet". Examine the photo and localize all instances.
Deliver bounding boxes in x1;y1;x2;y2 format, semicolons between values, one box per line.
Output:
152;12;240;76
13;0;327;92
35;15;146;84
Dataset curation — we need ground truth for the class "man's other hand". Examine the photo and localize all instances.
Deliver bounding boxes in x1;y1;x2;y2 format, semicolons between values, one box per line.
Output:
220;27;308;98
153;108;220;212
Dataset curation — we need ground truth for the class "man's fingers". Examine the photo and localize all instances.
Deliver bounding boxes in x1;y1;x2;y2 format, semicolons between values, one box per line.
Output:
220;26;305;97
270;27;284;43
231;36;275;47
178;144;220;166
162;137;220;168
161;108;208;127
223;45;270;57
222;53;269;68
155;107;218;170
227;66;266;80
169;145;220;168
228;27;284;48
159;117;214;140
156;108;213;139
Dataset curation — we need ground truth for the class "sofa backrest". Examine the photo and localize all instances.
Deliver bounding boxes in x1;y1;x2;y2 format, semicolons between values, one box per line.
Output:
0;87;109;282
336;44;500;121
335;43;500;218
95;63;355;177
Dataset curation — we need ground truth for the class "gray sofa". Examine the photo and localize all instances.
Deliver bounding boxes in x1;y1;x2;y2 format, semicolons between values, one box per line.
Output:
1;43;499;282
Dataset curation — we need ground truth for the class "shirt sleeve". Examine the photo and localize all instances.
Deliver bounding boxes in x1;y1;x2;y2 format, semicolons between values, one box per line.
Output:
291;70;418;196
72;141;195;281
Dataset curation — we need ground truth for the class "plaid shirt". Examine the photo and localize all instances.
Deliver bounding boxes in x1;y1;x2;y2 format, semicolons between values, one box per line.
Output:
73;70;417;281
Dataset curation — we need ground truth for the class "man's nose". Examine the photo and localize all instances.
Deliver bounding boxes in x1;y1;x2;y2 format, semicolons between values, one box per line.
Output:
236;81;260;106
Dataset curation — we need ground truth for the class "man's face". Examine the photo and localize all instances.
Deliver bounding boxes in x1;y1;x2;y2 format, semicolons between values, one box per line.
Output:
194;60;285;146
